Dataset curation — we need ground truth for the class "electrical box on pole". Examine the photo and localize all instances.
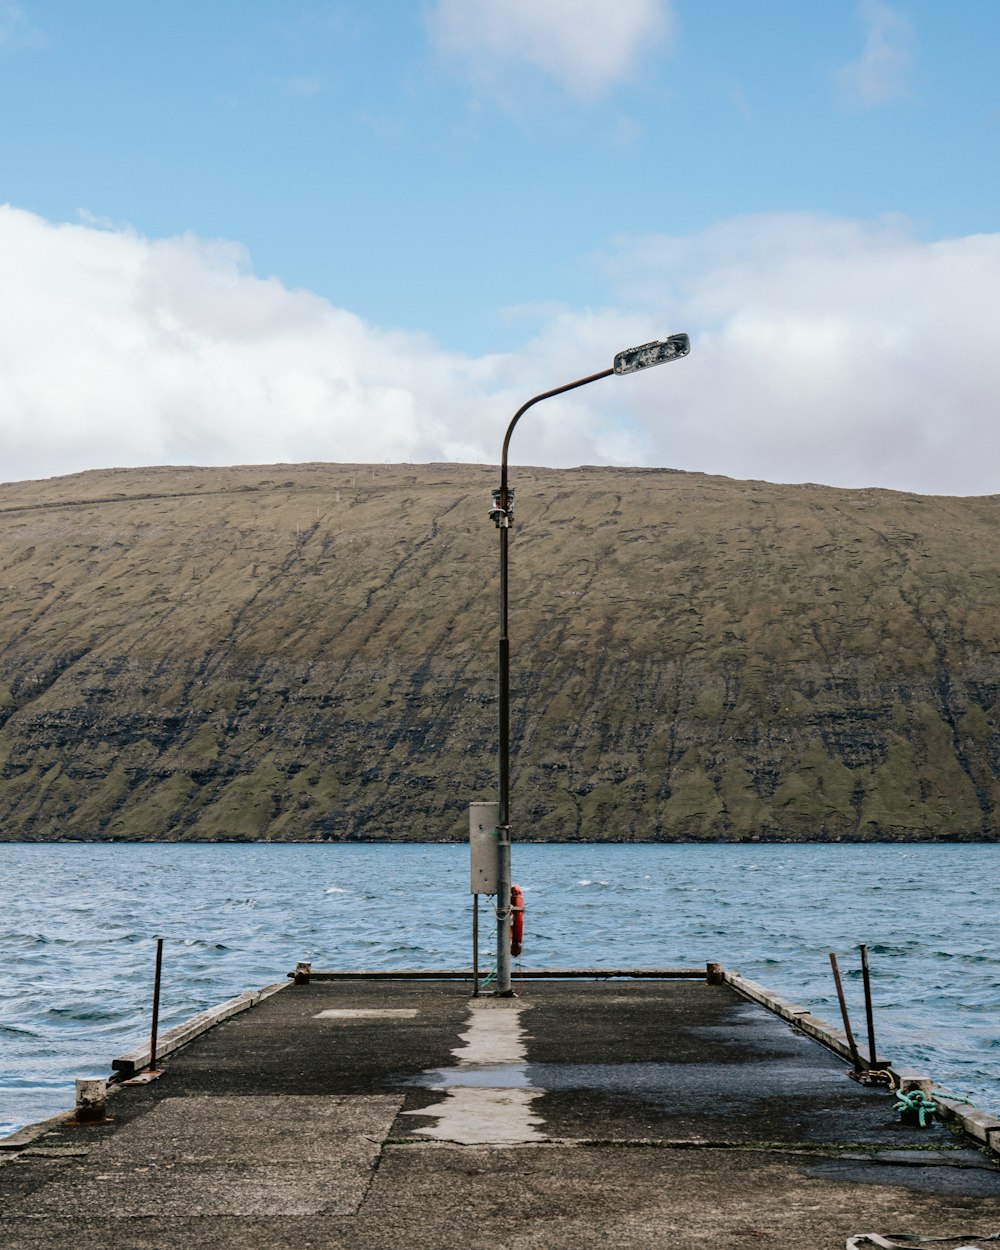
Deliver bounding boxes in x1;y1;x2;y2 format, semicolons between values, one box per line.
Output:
469;802;499;894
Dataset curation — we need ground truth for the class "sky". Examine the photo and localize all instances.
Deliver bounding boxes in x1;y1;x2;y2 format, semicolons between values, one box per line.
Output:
0;1;999;494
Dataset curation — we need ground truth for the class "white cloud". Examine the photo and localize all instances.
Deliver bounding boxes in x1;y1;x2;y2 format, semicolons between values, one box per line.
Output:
0;206;508;481
0;0;44;52
1;205;1000;496
592;213;1000;494
836;0;915;108
425;0;672;101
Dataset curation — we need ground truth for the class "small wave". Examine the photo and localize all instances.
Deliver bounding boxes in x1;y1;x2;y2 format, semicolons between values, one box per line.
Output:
325;886;348;894
44;1006;125;1023
2;1075;78;1090
11;934;74;948
0;1022;40;1039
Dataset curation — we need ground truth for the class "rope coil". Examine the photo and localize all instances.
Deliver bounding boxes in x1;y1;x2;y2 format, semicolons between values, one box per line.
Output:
893;1088;938;1128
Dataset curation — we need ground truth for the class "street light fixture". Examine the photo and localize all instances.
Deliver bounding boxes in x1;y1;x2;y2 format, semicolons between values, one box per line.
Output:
489;333;691;995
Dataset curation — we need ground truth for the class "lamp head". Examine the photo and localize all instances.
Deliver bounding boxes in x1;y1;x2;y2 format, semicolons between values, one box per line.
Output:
613;333;690;375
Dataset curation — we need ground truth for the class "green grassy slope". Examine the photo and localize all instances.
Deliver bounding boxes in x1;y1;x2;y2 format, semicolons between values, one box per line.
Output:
0;462;998;841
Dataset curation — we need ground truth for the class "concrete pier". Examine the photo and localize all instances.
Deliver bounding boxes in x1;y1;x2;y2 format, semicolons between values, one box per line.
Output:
2;974;1000;1248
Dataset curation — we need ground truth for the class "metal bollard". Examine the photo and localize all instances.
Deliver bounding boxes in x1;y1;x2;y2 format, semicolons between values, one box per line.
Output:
293;961;312;985
74;1078;108;1124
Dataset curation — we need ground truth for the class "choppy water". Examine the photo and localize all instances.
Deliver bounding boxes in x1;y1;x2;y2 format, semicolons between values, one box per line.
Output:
1;841;997;1136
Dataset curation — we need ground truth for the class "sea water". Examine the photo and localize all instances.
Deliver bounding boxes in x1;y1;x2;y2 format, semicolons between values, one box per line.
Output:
1;841;997;1136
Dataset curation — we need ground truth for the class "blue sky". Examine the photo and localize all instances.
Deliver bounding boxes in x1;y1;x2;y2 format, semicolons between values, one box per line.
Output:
1;1;999;492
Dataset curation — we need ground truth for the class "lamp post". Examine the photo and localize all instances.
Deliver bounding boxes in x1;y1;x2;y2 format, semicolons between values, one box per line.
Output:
488;333;691;995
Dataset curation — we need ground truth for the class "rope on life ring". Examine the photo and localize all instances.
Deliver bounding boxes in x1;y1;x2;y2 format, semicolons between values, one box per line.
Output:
510;884;524;957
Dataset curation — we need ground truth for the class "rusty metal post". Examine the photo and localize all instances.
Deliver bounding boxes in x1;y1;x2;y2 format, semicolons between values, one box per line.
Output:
829;951;863;1070
859;943;878;1068
149;937;163;1072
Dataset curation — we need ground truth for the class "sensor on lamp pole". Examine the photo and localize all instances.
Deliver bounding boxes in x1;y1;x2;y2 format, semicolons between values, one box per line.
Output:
487;333;690;996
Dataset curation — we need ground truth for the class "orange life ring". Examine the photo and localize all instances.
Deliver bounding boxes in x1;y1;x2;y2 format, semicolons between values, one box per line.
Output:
510;884;524;957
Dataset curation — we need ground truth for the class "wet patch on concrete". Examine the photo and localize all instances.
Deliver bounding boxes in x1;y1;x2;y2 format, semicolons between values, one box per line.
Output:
518;981;961;1148
414;1063;534;1089
524;1058;851;1102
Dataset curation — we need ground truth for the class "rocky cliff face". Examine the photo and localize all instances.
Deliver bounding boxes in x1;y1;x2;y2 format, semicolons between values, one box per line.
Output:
1;462;999;841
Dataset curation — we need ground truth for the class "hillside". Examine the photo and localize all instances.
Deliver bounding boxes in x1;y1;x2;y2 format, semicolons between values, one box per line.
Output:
0;462;999;842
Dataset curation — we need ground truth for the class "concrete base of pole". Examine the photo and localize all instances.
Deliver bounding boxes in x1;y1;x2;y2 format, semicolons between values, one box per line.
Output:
72;1078;110;1125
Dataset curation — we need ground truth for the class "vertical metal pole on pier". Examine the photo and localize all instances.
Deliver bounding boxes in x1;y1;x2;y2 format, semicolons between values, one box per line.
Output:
496;511;512;996
494;376;612;999
828;951;863;1071
859;944;878;1068
149;937;163;1072
472;894;480;997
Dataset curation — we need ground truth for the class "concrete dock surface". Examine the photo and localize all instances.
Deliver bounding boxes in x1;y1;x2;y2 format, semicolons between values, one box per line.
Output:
2;975;1000;1248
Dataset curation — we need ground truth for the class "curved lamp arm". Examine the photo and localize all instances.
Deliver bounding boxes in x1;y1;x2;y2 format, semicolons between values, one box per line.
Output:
500;367;614;496
496;332;690;503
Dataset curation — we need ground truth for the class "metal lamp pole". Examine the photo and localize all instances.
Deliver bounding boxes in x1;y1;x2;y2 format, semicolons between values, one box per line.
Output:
488;334;691;995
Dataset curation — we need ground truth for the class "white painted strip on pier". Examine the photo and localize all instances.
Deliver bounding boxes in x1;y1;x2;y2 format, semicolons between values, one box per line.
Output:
407;1086;543;1145
451;1001;527;1065
402;999;546;1145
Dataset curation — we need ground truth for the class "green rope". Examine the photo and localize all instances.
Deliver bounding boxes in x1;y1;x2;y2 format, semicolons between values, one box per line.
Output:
893;1088;938;1127
931;1086;976;1106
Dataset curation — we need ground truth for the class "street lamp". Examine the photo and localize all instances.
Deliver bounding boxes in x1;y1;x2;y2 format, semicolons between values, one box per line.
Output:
488;333;691;995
